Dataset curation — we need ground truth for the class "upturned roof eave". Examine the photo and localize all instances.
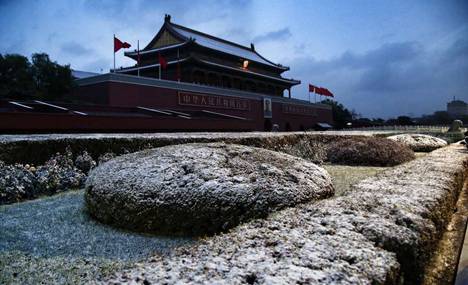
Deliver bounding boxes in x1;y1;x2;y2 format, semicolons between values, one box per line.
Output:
194;57;300;86
166;21;289;71
125;41;190;58
112;57;191;73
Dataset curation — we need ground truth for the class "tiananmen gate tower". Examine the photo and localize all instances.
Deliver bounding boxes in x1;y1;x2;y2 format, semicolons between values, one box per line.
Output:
0;14;333;133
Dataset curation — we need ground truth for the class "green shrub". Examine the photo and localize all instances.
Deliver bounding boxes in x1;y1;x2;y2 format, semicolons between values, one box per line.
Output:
327;137;415;166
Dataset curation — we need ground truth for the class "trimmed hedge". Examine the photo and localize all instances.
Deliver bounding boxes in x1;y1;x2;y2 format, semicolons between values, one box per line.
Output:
327;136;415;166
279;139;327;164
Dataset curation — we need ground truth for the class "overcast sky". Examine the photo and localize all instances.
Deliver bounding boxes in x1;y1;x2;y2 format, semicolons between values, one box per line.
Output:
1;0;467;118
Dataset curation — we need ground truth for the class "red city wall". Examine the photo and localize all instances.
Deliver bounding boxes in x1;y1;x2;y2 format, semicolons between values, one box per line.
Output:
1;79;332;133
0;112;256;133
73;81;331;131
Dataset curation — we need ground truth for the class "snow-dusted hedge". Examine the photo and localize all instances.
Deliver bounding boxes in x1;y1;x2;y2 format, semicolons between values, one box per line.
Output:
387;133;448;152
0;150;99;205
326;136;415;166
0;132;394;165
106;143;468;284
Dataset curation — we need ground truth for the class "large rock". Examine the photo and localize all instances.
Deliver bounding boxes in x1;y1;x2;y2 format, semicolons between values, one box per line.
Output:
387;133;447;152
85;143;334;235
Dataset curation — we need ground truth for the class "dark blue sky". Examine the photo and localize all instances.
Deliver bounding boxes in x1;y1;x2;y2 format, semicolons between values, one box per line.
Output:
1;0;467;118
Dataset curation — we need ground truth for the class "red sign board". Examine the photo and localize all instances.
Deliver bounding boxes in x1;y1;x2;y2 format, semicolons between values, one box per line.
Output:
178;92;250;111
282;104;316;116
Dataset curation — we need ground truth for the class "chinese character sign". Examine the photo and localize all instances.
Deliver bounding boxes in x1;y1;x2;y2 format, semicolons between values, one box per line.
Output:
178;92;250;111
282;104;316;116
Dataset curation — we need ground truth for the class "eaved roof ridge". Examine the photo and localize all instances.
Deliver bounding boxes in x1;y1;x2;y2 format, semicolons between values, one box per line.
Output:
168;21;255;52
168;21;288;70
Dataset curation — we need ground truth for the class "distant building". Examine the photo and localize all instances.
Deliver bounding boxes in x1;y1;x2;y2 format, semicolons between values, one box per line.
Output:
447;99;468;117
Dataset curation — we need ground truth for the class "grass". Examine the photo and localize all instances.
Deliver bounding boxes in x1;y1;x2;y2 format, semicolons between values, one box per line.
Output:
322;152;428;196
322;164;387;195
0;251;128;284
415;152;428;159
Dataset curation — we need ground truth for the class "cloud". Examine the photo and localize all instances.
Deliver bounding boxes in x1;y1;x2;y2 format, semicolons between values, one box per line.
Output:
83;58;110;73
286;38;468;118
0;0;466;118
444;37;468;59
253;28;292;44
61;41;94;56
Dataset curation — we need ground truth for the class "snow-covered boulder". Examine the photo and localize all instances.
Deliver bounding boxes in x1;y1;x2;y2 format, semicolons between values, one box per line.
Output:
85;143;334;235
387;133;447;152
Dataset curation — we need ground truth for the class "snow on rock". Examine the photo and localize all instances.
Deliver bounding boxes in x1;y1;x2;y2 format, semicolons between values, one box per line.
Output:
387;133;448;152
85;142;334;236
103;143;468;285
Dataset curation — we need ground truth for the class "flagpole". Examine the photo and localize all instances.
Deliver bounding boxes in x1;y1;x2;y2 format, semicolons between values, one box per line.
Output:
137;40;140;77
177;48;180;82
113;34;115;73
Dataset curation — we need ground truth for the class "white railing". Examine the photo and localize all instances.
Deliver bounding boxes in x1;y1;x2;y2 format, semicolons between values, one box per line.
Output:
346;125;453;132
343;125;466;143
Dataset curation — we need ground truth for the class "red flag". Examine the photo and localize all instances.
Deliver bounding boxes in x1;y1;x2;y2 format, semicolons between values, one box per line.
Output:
308;84;316;93
158;53;167;69
323;88;334;97
114;36;131;52
315;87;325;95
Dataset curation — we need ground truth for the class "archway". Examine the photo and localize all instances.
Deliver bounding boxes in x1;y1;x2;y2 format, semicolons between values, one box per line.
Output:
264;119;272;131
